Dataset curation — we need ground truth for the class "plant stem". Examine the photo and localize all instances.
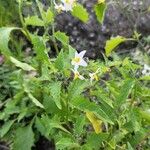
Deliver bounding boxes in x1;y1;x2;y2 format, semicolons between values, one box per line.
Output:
18;0;31;41
50;0;59;55
52;24;59;55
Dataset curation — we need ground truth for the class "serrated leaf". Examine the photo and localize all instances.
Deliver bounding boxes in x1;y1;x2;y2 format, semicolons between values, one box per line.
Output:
129;130;148;147
91;91;116;121
25;16;44;26
55;47;75;73
50;82;62;109
35;117;46;137
94;2;107;24
55;50;65;71
56;138;80;150
43;8;54;24
0;120;15;137
86;111;102;134
86;133;108;149
17;109;28;122
74;115;86;134
0;27;19;56
30;34;49;62
105;36;127;57
54;31;69;45
115;79;135;107
36;1;53;24
28;92;44;109
72;3;89;23
10;56;36;71
36;115;70;137
71;97;114;124
68;80;88;101
13;125;34;150
23;83;44;109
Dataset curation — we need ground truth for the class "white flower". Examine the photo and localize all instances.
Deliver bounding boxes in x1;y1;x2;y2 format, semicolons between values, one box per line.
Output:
61;0;77;12
142;64;150;76
55;0;76;12
71;69;85;80
54;4;65;12
71;50;87;70
89;69;100;83
61;0;76;5
62;2;73;11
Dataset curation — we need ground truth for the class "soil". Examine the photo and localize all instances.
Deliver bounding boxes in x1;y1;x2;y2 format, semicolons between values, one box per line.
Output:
33;137;55;150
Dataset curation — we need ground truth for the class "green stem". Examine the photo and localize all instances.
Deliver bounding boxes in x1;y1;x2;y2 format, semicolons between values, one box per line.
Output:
50;0;59;55
52;24;59;55
18;0;31;41
66;97;69;122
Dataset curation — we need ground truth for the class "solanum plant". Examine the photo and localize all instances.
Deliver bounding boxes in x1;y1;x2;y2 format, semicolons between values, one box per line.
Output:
0;0;150;150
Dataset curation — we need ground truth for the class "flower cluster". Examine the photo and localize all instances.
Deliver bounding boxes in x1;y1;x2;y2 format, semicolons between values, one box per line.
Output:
54;0;77;12
71;50;99;83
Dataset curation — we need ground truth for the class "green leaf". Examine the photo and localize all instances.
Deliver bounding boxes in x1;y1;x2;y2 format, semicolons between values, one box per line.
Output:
56;138;80;150
28;92;44;109
36;1;53;24
68;80;88;101
55;47;76;73
17;109;28;122
138;109;150;123
10;56;36;71
94;2;107;24
35;117;46;137
0;120;15;137
129;129;148;147
36;115;70;137
50;82;62;109
0;27;19;56
23;83;44;109
105;36;127;57
91;90;116;121
42;8;54;24
127;142;134;150
55;50;65;71
72;3;89;23
13;125;34;150
74;115;86;135
25;16;44;26
71;97;114;124
54;31;69;45
139;76;150;81
30;34;49;62
115;79;135;107
86;133;109;149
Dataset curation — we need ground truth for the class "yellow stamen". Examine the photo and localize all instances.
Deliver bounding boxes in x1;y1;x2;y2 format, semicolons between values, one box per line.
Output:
72;57;81;63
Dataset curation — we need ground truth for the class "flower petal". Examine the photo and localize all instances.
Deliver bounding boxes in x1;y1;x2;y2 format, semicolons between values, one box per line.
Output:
75;51;79;57
63;3;73;11
74;65;79;71
78;50;86;58
79;75;85;80
80;59;87;67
